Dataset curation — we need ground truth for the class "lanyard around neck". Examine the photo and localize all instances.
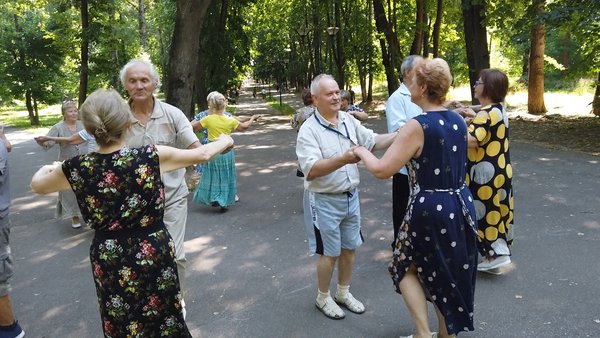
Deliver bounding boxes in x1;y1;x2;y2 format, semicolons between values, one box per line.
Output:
313;114;352;142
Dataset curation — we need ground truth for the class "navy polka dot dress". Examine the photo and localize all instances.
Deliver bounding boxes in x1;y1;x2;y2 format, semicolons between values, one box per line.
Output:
390;110;479;335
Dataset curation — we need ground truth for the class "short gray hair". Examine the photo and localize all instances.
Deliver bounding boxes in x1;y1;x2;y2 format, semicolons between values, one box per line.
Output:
400;55;423;77
340;90;351;101
310;74;336;95
119;59;161;91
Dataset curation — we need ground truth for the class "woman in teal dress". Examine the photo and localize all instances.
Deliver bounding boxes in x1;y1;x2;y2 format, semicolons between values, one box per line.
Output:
31;89;233;337
354;58;478;338
192;91;259;211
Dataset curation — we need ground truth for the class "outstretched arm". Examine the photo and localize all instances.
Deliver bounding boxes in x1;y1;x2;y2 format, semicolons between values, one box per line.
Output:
348;109;368;122
236;114;261;131
30;162;71;194
35;133;86;146
157;134;234;173
353;119;423;179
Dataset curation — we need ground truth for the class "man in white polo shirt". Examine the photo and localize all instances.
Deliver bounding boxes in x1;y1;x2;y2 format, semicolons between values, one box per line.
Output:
296;74;396;320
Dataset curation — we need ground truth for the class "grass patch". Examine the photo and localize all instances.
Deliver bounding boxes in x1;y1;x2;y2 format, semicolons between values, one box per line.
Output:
265;96;295;116
0;104;63;134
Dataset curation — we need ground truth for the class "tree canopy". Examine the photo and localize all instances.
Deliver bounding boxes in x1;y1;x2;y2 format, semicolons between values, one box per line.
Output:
1;0;598;123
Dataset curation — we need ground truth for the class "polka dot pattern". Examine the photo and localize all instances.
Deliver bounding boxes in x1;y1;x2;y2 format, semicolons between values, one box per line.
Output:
389;111;477;335
466;104;514;257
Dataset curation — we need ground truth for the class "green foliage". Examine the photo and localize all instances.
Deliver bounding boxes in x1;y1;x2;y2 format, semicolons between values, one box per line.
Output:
265;96;295;115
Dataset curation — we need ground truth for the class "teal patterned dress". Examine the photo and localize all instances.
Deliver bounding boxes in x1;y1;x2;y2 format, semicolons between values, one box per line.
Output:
62;145;190;337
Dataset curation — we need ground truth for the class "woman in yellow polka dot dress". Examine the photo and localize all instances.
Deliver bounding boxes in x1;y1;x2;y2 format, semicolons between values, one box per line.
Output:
459;69;514;273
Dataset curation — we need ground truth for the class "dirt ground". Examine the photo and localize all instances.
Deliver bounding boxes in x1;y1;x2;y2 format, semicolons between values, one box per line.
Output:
362;99;600;157
509;114;600;156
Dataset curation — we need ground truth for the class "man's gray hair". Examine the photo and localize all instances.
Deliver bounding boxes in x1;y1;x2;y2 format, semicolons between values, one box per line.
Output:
119;59;161;91
400;55;423;77
310;74;336;95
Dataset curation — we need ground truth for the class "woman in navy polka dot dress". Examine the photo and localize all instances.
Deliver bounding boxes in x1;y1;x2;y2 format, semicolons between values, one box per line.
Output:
353;58;478;338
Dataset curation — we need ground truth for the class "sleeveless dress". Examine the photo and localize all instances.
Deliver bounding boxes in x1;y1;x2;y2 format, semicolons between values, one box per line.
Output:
62;145;190;337
390;111;479;335
466;103;514;258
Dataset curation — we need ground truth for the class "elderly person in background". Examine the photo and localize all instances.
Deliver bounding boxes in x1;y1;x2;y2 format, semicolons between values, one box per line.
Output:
340;90;368;121
192;91;259;211
296;74;396;320
120;59;200;316
457;69;514;274
385;55;424;251
291;88;316;177
35;100;87;229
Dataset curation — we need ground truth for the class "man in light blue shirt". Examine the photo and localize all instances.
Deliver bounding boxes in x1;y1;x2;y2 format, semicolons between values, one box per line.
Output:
385;55;423;249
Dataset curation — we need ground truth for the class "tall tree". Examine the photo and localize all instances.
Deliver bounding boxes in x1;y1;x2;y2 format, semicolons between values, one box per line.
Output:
431;0;444;57
527;0;547;114
79;0;89;106
410;0;426;56
166;0;213;117
461;0;490;104
373;0;402;94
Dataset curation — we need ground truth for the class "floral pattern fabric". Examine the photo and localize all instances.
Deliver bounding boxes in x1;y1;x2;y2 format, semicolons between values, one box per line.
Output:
390;111;479;335
62;145;190;337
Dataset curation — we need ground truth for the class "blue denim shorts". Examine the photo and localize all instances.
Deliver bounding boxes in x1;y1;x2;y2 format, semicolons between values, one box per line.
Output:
303;189;363;257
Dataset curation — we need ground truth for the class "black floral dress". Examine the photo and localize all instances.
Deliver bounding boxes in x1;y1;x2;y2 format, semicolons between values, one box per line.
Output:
390;111;479;335
62;145;190;337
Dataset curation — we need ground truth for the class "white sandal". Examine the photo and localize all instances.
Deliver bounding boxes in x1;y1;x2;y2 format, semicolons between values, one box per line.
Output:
315;296;345;319
334;292;365;314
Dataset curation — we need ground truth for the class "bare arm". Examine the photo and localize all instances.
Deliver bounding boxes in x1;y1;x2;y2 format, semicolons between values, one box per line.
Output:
157;134;233;173
30;162;71;194
191;120;203;131
353;119;423;179
305;148;360;181
35;133;86;146
236;114;260;131
348;109;369;122
372;132;398;151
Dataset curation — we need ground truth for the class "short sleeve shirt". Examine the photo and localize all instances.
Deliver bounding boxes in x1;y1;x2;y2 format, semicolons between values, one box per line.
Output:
127;98;199;202
199;115;239;141
296;109;376;193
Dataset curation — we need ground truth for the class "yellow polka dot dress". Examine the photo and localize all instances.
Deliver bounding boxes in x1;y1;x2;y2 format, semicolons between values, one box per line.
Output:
467;103;514;258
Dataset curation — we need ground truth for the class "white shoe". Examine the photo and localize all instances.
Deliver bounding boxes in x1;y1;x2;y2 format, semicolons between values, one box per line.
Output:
181;299;186;320
334;292;365;314
477;255;511;271
315;296;345;319
71;223;82;229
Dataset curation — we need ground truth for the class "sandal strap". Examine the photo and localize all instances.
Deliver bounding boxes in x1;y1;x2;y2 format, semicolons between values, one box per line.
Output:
335;292;365;314
316;296;345;319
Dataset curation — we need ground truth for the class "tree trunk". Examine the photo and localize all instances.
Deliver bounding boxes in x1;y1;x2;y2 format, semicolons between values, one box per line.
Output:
411;0;425;56
461;0;490;104
334;0;344;88
33;95;40;124
25;90;38;125
357;60;367;102
138;0;148;49
367;70;373;102
373;0;402;94
79;0;89;106
312;7;322;75
166;0;213;118
527;0;546;115
593;71;600;116
158;27;168;93
431;0;444;57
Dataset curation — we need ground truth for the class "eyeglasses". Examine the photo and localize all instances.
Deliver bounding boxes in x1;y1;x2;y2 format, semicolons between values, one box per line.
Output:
474;80;484;86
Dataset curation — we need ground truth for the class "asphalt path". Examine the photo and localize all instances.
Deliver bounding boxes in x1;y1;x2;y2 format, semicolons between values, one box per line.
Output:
3;87;599;337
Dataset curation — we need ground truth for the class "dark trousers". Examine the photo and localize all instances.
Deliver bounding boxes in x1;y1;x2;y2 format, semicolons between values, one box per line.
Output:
392;173;410;249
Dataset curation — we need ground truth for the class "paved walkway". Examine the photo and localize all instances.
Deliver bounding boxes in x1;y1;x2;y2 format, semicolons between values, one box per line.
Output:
3;86;600;337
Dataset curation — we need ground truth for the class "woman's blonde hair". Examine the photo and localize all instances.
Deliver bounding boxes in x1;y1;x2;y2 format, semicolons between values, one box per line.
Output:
79;89;132;146
413;58;453;104
206;91;227;114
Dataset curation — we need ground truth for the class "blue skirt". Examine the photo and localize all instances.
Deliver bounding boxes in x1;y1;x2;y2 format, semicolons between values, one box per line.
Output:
193;149;237;207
